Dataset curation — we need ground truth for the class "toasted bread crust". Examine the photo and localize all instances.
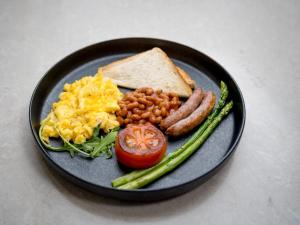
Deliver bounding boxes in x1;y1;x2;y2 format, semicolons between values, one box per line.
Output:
176;66;196;89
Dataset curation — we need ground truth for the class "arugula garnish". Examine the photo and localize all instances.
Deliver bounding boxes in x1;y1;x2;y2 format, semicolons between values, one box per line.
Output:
38;121;119;158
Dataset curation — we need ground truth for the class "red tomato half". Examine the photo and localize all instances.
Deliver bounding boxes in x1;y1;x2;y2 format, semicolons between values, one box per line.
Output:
115;124;167;169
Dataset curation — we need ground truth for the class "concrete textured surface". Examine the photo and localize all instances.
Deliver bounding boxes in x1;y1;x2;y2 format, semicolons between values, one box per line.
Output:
1;0;300;224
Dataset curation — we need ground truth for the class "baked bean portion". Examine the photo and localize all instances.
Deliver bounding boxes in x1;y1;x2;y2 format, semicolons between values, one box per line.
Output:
116;87;181;127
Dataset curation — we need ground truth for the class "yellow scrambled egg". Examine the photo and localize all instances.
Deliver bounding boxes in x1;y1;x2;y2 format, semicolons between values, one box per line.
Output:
41;69;123;144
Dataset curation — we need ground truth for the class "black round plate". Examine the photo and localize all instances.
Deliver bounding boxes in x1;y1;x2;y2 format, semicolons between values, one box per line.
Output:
29;38;245;201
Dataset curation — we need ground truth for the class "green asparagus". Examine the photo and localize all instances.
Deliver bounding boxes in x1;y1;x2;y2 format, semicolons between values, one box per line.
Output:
117;101;233;189
111;81;229;187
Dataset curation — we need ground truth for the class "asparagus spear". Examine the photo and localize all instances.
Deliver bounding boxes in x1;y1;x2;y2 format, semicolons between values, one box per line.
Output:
111;81;229;187
117;101;233;190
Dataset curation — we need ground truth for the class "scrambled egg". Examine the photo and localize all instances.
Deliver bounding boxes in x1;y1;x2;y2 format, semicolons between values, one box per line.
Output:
41;69;123;144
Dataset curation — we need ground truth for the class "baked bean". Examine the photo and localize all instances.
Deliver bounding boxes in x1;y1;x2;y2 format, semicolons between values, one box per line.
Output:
159;92;168;99
137;98;148;105
120;109;127;117
139;119;146;124
124;118;132;125
127;102;139;110
149;115;156;124
137;87;148;93
117;116;123;125
134;92;145;98
154;98;163;105
160;101;170;110
145;96;156;102
118;103;125;109
146;100;153;106
133;108;142;115
131;114;141;121
146;106;153;112
172;96;179;102
153;105;159;111
155;89;162;95
138;104;145;109
155;116;162;124
141;111;151;119
124;100;131;105
161;107;167;117
127;111;132;118
154;109;161;116
170;100;178;109
146;88;154;95
127;96;138;102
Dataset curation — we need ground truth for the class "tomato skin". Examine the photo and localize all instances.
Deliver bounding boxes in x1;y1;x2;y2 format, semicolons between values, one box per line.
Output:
115;125;167;169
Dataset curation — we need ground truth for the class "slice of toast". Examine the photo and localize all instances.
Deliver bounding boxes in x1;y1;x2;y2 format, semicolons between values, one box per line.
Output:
101;47;193;97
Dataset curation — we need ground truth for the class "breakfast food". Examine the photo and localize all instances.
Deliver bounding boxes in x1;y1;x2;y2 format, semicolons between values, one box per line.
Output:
176;66;196;89
40;70;123;144
112;81;232;189
38;44;234;189
116;87;181;127
115;124;167;169
166;91;216;136
160;87;204;130
101;47;193;97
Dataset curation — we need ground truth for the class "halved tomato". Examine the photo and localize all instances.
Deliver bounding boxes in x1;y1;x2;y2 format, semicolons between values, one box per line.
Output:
115;124;167;169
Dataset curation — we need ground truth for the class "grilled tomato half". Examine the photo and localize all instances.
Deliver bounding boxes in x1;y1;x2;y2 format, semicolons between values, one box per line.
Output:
115;124;167;169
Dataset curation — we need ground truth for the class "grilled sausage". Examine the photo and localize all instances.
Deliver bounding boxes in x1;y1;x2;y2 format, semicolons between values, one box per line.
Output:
166;91;216;136
160;88;204;130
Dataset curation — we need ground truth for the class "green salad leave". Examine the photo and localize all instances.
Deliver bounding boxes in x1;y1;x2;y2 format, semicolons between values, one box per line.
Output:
39;123;118;158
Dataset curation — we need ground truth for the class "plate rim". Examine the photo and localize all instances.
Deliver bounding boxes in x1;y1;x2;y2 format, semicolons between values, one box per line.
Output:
29;37;246;196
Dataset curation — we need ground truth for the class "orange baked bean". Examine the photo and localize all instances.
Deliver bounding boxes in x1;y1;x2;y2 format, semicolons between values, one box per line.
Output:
124;118;132;125
133;108;142;115
139;119;146;124
138;104;146;110
137;98;148;105
145;96;156;103
154;109;161;116
127;111;132;118
172;96;179;102
161;107;167;117
154;98;163;105
127;96;138;102
155;116;162;124
131;114;141;121
146;100;153;106
155;89;162;95
136;92;145;98
127;102;139;110
146;88;154;95
137;87;148;93
149;115;156;124
159;92;168;99
120;109;127;117
170;100;178;109
117;116;123;125
141;111;151;119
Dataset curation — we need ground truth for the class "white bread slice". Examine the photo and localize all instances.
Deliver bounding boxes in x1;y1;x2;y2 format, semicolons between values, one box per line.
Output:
101;47;193;97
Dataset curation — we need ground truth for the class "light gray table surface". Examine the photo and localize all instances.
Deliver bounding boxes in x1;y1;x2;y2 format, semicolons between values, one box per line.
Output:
1;0;299;224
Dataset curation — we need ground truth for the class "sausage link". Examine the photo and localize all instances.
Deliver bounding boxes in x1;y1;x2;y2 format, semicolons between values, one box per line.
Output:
166;91;216;136
160;88;204;129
